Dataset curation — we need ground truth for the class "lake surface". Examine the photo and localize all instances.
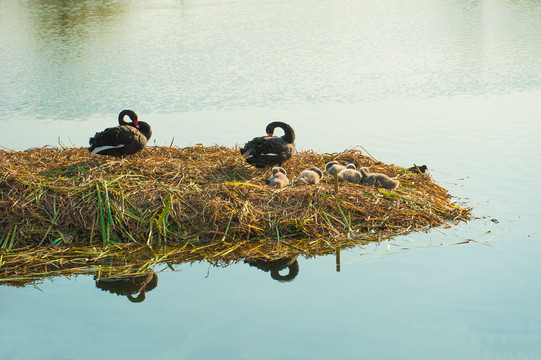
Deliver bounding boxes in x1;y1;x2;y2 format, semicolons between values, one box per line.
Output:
1;0;541;359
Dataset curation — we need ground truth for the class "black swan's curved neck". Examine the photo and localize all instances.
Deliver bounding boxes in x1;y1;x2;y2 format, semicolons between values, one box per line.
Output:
118;110;138;126
266;122;295;143
270;261;300;282
127;289;146;303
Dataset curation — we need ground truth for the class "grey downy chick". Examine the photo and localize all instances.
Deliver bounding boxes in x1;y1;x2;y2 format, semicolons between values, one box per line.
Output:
325;161;346;176
337;164;363;184
268;167;289;188
296;167;324;185
359;168;399;189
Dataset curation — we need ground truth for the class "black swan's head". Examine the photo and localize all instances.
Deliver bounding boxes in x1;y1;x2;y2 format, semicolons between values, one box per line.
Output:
137;121;152;141
118;109;138;126
265;122;295;143
118;109;152;141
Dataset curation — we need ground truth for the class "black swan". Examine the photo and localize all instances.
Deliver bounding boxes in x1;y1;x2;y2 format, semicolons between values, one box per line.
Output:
359;168;400;189
240;122;295;168
295;166;324;184
268;167;289;187
88;110;152;157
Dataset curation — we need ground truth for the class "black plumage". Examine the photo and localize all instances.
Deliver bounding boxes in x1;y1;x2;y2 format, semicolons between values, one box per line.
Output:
240;122;295;168
408;164;428;174
88;110;152;157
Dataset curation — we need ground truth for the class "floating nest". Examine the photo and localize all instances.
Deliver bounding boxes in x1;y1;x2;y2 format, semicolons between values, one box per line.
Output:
0;145;471;285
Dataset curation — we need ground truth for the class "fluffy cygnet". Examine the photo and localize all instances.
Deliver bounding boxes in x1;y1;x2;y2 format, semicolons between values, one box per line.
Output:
325;161;346;176
359;168;399;189
337;164;363;184
296;167;324;185
268;167;289;188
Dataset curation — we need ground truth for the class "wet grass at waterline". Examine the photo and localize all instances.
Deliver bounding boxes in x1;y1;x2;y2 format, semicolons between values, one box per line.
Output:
0;145;470;283
0;237;364;286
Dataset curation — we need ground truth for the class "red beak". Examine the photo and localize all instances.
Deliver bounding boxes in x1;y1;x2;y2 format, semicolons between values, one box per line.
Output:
134;119;140;128
267;132;274;137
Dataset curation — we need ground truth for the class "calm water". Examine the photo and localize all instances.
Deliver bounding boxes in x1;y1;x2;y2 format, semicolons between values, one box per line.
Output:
1;0;541;359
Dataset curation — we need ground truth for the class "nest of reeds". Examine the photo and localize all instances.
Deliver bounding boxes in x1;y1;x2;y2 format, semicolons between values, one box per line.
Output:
0;145;471;285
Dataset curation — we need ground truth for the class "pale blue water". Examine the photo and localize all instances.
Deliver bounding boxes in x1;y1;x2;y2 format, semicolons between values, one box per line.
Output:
1;0;541;359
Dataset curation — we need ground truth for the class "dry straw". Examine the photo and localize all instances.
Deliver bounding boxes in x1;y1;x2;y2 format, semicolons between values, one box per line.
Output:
0;145;471;285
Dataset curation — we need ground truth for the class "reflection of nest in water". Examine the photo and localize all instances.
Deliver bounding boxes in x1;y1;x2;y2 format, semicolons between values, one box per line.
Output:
95;271;158;303
245;256;299;282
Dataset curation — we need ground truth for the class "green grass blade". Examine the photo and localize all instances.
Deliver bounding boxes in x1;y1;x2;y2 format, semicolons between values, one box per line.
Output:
96;183;107;245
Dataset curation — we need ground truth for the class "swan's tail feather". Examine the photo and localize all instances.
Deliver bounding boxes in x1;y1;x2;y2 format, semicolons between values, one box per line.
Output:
241;148;254;159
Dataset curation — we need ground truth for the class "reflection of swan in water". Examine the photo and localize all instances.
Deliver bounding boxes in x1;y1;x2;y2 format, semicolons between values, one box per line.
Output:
95;271;158;303
245;256;299;282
